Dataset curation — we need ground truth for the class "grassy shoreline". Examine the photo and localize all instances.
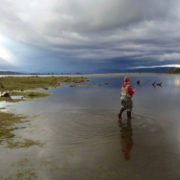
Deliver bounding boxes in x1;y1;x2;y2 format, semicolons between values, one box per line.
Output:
0;76;89;91
0;76;89;102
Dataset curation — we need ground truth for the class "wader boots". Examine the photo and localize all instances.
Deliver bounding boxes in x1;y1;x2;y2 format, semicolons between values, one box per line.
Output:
118;108;125;119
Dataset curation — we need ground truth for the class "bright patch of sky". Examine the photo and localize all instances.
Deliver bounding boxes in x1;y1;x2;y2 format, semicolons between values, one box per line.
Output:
133;64;180;69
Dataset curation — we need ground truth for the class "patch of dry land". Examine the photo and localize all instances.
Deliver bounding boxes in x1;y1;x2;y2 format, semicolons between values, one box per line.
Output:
0;76;89;102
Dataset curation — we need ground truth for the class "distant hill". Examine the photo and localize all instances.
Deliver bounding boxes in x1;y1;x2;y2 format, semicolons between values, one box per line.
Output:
167;68;180;74
96;67;169;73
0;71;23;75
1;67;178;75
130;67;169;73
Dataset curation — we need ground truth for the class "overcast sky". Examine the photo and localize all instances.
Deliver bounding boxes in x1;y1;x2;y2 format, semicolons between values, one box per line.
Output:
0;0;180;73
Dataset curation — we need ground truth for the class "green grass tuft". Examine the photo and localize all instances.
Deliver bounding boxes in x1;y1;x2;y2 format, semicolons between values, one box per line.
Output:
69;83;93;87
10;91;52;99
7;139;43;148
4;168;37;180
0;111;26;144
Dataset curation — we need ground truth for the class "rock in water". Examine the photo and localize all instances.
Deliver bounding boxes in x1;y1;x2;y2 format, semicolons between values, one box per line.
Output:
0;92;11;98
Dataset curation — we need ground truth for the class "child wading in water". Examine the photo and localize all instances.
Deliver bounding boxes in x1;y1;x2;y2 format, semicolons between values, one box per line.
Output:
118;76;136;121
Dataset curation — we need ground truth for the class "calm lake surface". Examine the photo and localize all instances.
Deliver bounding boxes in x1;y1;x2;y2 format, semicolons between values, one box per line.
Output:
1;74;180;180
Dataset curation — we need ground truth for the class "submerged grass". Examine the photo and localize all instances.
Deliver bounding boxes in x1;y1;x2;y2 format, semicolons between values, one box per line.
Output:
0;110;43;149
0;111;26;144
4;168;37;180
12;158;29;167
10;91;52;99
7;139;43;148
69;83;93;87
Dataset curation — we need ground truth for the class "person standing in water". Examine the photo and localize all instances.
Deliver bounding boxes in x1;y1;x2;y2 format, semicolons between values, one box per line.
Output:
118;76;136;121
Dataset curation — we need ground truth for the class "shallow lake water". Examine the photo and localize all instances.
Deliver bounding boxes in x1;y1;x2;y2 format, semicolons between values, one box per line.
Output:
1;74;180;180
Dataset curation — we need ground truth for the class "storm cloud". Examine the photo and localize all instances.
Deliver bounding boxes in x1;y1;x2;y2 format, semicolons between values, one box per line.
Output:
0;0;180;72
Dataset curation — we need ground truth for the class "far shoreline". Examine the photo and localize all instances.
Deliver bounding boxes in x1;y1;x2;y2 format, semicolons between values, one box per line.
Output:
0;72;179;77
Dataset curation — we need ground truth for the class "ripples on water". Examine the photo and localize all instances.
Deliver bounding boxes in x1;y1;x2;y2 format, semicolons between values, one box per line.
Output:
1;74;180;180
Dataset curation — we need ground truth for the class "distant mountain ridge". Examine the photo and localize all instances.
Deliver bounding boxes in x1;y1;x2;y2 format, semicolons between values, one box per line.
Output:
96;67;169;73
1;67;179;74
0;71;22;75
167;68;180;73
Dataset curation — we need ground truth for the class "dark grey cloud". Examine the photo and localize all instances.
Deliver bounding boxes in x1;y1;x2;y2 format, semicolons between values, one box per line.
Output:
0;0;180;72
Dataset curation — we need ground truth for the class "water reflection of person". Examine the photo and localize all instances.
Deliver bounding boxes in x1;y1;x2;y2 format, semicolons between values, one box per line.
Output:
119;119;133;160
